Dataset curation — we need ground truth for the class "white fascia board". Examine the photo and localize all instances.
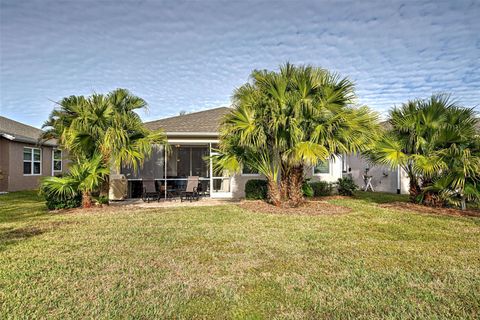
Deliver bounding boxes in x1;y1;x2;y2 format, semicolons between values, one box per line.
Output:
166;139;219;144
165;132;218;137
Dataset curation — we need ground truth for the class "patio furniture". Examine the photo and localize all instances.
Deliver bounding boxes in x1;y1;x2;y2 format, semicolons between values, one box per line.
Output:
180;176;200;202
142;180;160;202
160;184;178;200
197;182;207;197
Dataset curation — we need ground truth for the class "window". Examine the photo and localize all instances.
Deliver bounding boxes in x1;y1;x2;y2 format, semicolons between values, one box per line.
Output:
53;149;62;172
313;159;329;174
23;147;41;175
242;164;259;175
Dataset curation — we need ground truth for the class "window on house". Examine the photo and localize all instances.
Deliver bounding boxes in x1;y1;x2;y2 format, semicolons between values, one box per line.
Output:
242;164;259;175
23;147;41;175
313;159;329;174
53;149;62;172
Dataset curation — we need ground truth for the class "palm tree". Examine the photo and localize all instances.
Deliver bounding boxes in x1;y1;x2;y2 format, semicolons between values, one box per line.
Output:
41;88;167;200
368;94;479;208
41;154;108;208
217;63;379;206
215;105;282;205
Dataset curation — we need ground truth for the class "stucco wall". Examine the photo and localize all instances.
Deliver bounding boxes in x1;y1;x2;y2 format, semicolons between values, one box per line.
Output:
230;157;343;199
305;156;343;183
231;173;265;198
4;140;68;192
0;139;9;192
345;154;410;194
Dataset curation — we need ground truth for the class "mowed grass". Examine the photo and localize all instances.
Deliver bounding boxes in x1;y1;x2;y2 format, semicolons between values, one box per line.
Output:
1;191;479;319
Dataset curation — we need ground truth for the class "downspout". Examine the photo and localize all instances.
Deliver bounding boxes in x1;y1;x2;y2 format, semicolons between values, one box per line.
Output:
164;144;167;199
209;143;213;197
397;165;401;194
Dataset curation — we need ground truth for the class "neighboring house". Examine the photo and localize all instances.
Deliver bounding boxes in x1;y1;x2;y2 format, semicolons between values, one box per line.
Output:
0;116;67;192
120;107;409;199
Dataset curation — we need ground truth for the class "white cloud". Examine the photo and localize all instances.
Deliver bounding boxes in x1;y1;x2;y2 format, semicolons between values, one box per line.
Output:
0;0;478;127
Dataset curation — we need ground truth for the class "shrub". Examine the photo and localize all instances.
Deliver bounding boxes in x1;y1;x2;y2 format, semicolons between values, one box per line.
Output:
245;179;268;200
302;181;314;198
337;177;358;196
96;195;109;205
310;181;333;197
40;185;82;210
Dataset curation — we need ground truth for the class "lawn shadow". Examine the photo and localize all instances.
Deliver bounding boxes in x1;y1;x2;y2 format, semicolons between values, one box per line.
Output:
0;226;45;251
0;221;74;251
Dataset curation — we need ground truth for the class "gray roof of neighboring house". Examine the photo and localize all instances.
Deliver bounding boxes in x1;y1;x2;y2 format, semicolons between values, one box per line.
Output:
0;116;57;146
380;119;480;132
144;107;231;133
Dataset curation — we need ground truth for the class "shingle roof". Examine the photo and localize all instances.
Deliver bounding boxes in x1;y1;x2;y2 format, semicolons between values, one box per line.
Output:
0;116;56;146
144;107;231;133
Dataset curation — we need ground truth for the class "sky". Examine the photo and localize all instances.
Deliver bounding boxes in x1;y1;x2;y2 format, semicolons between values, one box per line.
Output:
0;0;479;128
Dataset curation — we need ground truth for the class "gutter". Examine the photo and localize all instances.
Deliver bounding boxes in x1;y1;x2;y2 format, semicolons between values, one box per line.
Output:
0;133;57;147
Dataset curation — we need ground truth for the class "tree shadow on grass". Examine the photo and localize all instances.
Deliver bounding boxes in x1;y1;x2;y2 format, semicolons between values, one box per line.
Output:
0;221;74;252
0;226;45;251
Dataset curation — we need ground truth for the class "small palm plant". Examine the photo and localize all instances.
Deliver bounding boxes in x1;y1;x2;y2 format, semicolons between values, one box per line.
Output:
41;154;108;208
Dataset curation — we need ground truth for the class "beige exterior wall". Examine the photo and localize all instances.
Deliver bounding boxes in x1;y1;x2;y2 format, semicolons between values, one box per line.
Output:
1;139;68;192
0;139;9;192
231;173;265;198
345;154;410;194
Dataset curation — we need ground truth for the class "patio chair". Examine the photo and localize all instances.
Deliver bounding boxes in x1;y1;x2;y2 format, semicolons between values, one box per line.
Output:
142;180;160;203
197;182;206;197
180;176;200;202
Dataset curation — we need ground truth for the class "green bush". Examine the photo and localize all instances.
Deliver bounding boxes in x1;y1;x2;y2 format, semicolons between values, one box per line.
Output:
310;181;333;196
245;179;268;200
337;177;358;196
96;195;109;205
302;181;314;198
40;186;82;210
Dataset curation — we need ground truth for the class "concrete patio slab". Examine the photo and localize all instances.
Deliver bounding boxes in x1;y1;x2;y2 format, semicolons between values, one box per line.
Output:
110;197;239;208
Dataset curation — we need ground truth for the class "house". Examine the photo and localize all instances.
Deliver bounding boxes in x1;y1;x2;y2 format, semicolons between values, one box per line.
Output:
0;116;67;192
119;107;409;199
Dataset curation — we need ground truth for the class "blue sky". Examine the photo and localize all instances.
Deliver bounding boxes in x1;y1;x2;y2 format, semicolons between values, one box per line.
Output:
0;0;479;128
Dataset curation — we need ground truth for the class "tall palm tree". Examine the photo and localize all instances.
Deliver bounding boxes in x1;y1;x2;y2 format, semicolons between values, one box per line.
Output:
217;63;379;206
42;88;166;200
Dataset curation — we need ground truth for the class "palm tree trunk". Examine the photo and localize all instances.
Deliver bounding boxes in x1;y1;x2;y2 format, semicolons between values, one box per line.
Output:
267;179;282;207
407;170;421;202
288;165;304;207
460;196;466;211
280;163;290;202
82;191;93;208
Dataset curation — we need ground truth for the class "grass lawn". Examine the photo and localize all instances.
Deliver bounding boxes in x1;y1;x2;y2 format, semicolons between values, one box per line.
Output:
1;191;479;319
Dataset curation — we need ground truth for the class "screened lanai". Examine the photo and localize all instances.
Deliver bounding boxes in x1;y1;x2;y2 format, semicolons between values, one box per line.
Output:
121;143;231;199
